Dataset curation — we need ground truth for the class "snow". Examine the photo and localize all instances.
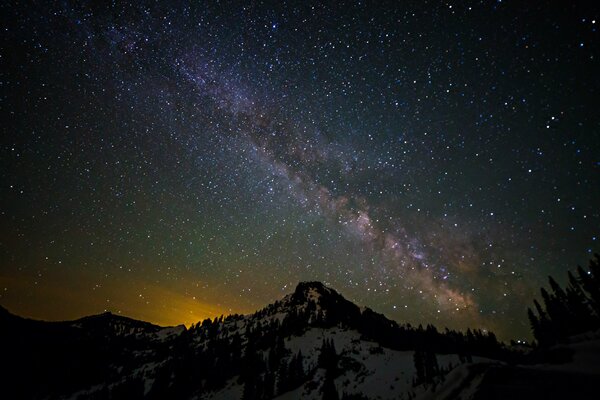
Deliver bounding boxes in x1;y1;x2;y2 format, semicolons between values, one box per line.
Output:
527;338;600;375
409;333;600;400
276;327;477;400
47;283;550;400
154;324;186;340
198;377;243;400
307;287;322;302
273;369;328;400
413;362;494;400
143;377;155;396
64;384;105;400
563;339;600;374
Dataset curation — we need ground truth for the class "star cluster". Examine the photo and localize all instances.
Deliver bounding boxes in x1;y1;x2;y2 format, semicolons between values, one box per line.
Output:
1;1;599;340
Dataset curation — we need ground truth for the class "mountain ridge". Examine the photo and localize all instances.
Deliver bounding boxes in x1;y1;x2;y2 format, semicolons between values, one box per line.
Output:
2;281;597;400
0;281;404;336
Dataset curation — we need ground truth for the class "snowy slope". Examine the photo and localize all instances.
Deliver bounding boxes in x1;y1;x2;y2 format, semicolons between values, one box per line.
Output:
411;332;600;400
7;282;589;400
198;324;486;400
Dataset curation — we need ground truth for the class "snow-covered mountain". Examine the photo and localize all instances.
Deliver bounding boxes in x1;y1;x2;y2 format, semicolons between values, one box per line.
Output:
1;282;598;399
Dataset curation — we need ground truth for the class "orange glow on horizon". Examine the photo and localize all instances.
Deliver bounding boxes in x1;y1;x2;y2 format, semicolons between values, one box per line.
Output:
0;271;257;327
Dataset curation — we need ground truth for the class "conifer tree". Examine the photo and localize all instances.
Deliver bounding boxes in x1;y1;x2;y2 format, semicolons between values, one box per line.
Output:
318;338;338;372
413;350;425;385
528;254;600;345
322;375;339;400
424;351;439;383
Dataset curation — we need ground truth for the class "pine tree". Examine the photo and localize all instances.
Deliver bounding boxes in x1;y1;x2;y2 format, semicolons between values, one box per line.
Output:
322;376;339;400
276;357;289;394
579;255;600;316
263;371;275;399
424;351;439;383
412;350;425;385
318;338;338;372
528;254;600;345
242;377;256;400
289;350;305;387
527;307;540;339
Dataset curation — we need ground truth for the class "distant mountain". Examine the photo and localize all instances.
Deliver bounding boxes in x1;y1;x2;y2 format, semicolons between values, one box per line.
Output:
1;282;598;399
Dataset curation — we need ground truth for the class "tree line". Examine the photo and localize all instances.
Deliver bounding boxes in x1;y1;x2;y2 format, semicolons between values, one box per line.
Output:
528;254;600;346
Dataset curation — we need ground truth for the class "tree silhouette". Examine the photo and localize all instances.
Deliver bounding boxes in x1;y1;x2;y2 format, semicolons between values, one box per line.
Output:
528;254;600;346
322;375;339;400
413;350;425;386
413;349;440;386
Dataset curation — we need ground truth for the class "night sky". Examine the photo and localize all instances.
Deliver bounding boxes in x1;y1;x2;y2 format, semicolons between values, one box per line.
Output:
1;1;599;341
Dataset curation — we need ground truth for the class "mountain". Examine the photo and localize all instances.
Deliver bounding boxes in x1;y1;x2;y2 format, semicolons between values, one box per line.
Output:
1;282;598;400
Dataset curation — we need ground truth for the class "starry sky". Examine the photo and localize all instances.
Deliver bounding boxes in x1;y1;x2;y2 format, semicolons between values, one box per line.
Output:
1;1;599;341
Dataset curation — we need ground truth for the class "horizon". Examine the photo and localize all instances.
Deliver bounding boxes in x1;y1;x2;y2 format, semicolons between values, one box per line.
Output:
2;1;599;344
0;277;567;342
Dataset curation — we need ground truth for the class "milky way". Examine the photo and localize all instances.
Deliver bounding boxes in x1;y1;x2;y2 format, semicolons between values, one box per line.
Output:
1;1;599;340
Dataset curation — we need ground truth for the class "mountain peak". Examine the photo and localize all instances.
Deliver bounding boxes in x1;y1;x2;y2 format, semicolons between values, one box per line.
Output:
294;281;331;294
291;281;336;304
